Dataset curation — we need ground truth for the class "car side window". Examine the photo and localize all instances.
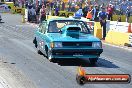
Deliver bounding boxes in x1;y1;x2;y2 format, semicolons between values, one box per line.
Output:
38;24;43;33
42;22;47;34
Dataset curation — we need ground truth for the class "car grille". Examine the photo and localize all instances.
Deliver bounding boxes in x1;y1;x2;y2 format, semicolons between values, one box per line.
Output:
62;42;92;47
52;50;100;55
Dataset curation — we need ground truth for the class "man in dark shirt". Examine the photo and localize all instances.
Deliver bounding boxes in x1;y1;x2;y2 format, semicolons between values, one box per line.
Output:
92;5;99;21
36;5;41;23
126;6;131;22
82;5;89;18
98;8;107;40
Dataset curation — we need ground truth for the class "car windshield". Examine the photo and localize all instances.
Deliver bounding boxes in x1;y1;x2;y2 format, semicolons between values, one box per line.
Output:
48;20;91;34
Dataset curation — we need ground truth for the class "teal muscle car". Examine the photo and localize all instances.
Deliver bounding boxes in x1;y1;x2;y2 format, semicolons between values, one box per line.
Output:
33;18;103;65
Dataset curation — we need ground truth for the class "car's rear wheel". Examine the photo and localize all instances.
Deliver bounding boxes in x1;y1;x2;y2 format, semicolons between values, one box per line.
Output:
37;43;43;55
89;58;98;65
37;49;42;54
37;47;43;55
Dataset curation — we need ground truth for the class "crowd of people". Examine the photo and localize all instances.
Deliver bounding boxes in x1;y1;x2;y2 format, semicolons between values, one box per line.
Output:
26;0;67;23
24;0;131;39
25;0;131;23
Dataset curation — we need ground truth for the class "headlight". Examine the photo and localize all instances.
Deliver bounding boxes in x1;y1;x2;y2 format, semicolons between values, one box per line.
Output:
50;42;62;48
54;42;62;48
92;42;102;48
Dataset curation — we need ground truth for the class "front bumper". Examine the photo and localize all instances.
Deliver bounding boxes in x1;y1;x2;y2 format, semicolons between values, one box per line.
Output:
50;48;103;59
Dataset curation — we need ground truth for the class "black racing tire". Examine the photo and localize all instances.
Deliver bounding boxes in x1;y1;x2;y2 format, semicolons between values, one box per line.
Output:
76;75;86;85
33;37;37;48
89;58;98;65
37;49;42;55
37;44;43;55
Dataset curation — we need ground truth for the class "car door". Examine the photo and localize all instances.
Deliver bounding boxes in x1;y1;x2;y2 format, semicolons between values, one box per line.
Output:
39;22;47;54
35;23;43;51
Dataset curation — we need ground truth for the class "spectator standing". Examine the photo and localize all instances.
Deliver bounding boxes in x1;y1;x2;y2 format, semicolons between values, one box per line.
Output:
120;0;128;14
119;5;123;15
46;2;50;15
30;7;36;22
36;5;40;24
27;4;33;22
74;7;83;17
25;1;28;8
82;4;89;18
44;0;47;8
86;9;92;20
68;1;72;12
125;6;131;22
55;6;59;16
92;5;99;21
50;1;54;11
107;4;114;21
98;8;107;40
100;3;105;9
62;1;65;11
39;5;46;23
71;0;76;12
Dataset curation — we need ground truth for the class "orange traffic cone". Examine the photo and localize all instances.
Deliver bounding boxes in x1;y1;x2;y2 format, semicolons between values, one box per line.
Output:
128;23;131;33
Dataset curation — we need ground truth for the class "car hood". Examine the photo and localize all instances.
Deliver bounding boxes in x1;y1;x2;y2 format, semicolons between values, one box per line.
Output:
47;33;100;42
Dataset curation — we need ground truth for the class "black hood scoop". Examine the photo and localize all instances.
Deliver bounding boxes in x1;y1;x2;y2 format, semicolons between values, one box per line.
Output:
66;27;81;38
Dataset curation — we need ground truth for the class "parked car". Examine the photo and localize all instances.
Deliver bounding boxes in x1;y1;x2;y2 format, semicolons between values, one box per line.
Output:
33;18;103;65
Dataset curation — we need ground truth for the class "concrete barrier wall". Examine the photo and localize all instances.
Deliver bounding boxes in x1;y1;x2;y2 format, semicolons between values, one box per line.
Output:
113;15;132;23
47;16;66;20
109;21;131;33
94;22;102;39
105;30;132;46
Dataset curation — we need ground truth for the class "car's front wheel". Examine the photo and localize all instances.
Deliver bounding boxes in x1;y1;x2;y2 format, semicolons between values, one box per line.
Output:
46;49;55;62
89;58;98;65
33;37;37;48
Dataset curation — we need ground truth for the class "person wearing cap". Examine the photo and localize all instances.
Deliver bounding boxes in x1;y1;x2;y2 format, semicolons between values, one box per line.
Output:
98;8;108;40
